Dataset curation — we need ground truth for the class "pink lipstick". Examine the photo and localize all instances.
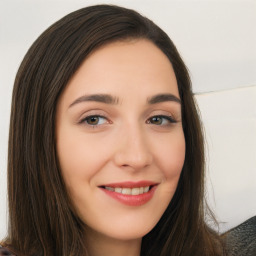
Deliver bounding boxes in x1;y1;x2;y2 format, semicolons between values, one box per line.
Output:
99;181;158;206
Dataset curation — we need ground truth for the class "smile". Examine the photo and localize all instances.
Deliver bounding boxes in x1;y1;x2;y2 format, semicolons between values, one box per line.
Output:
99;181;158;206
104;186;150;195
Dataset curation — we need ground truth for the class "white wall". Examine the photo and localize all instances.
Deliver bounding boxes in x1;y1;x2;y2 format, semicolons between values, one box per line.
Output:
0;0;255;238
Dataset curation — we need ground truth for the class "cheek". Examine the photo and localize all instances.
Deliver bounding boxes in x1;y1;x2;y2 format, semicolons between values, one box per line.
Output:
155;133;185;206
56;129;111;187
155;130;186;180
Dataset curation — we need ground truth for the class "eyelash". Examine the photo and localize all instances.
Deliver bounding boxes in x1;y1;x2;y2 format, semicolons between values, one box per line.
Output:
79;114;177;127
146;115;177;125
79;115;109;127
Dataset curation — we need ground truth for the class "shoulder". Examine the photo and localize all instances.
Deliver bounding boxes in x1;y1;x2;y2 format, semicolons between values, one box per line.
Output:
222;216;256;256
0;245;16;256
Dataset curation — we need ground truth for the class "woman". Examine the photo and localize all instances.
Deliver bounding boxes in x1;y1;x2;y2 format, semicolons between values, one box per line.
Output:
0;4;226;256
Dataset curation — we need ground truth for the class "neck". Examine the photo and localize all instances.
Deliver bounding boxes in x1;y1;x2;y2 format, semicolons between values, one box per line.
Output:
84;228;142;256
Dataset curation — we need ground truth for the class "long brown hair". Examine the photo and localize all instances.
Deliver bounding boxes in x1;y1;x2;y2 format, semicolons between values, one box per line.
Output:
3;4;225;255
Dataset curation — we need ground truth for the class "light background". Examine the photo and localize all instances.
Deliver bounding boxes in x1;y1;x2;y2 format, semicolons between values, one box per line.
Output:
0;0;255;239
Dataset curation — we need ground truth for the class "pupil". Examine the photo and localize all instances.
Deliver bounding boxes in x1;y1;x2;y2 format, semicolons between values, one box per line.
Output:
89;116;99;125
152;117;162;124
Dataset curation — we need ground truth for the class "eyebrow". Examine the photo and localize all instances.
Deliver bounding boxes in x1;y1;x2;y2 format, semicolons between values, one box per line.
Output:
69;94;119;108
147;93;181;104
68;93;181;108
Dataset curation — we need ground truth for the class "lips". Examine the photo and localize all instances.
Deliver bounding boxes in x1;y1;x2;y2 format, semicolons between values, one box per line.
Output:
99;181;158;206
104;186;150;195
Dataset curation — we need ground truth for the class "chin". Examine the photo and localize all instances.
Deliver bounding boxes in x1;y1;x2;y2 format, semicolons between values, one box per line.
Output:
102;227;152;241
87;214;160;241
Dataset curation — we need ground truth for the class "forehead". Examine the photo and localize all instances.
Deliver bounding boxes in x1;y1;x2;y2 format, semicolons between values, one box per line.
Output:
60;39;179;105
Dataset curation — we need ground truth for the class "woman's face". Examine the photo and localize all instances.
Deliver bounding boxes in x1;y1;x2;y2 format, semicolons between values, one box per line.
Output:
56;39;185;241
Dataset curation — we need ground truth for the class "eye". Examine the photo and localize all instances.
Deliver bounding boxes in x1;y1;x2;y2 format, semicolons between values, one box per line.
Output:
81;115;108;126
146;115;177;125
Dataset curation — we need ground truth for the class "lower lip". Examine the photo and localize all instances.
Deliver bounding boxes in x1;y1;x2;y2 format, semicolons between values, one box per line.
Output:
100;186;157;206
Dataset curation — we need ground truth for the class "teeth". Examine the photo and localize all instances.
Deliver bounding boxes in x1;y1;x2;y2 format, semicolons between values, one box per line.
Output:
131;188;140;195
122;188;131;195
115;187;122;193
104;186;151;195
144;186;150;193
105;186;114;191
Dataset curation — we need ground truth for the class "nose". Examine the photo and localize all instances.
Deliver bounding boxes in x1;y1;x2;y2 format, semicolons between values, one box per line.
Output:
113;125;153;171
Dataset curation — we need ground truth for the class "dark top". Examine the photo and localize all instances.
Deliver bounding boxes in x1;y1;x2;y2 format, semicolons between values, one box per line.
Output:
222;216;256;256
1;216;256;255
0;246;16;256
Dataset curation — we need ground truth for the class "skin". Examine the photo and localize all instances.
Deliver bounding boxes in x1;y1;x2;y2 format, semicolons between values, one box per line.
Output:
56;39;186;256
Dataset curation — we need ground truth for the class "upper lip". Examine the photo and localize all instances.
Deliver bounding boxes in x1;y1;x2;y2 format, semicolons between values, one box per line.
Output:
99;181;159;188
